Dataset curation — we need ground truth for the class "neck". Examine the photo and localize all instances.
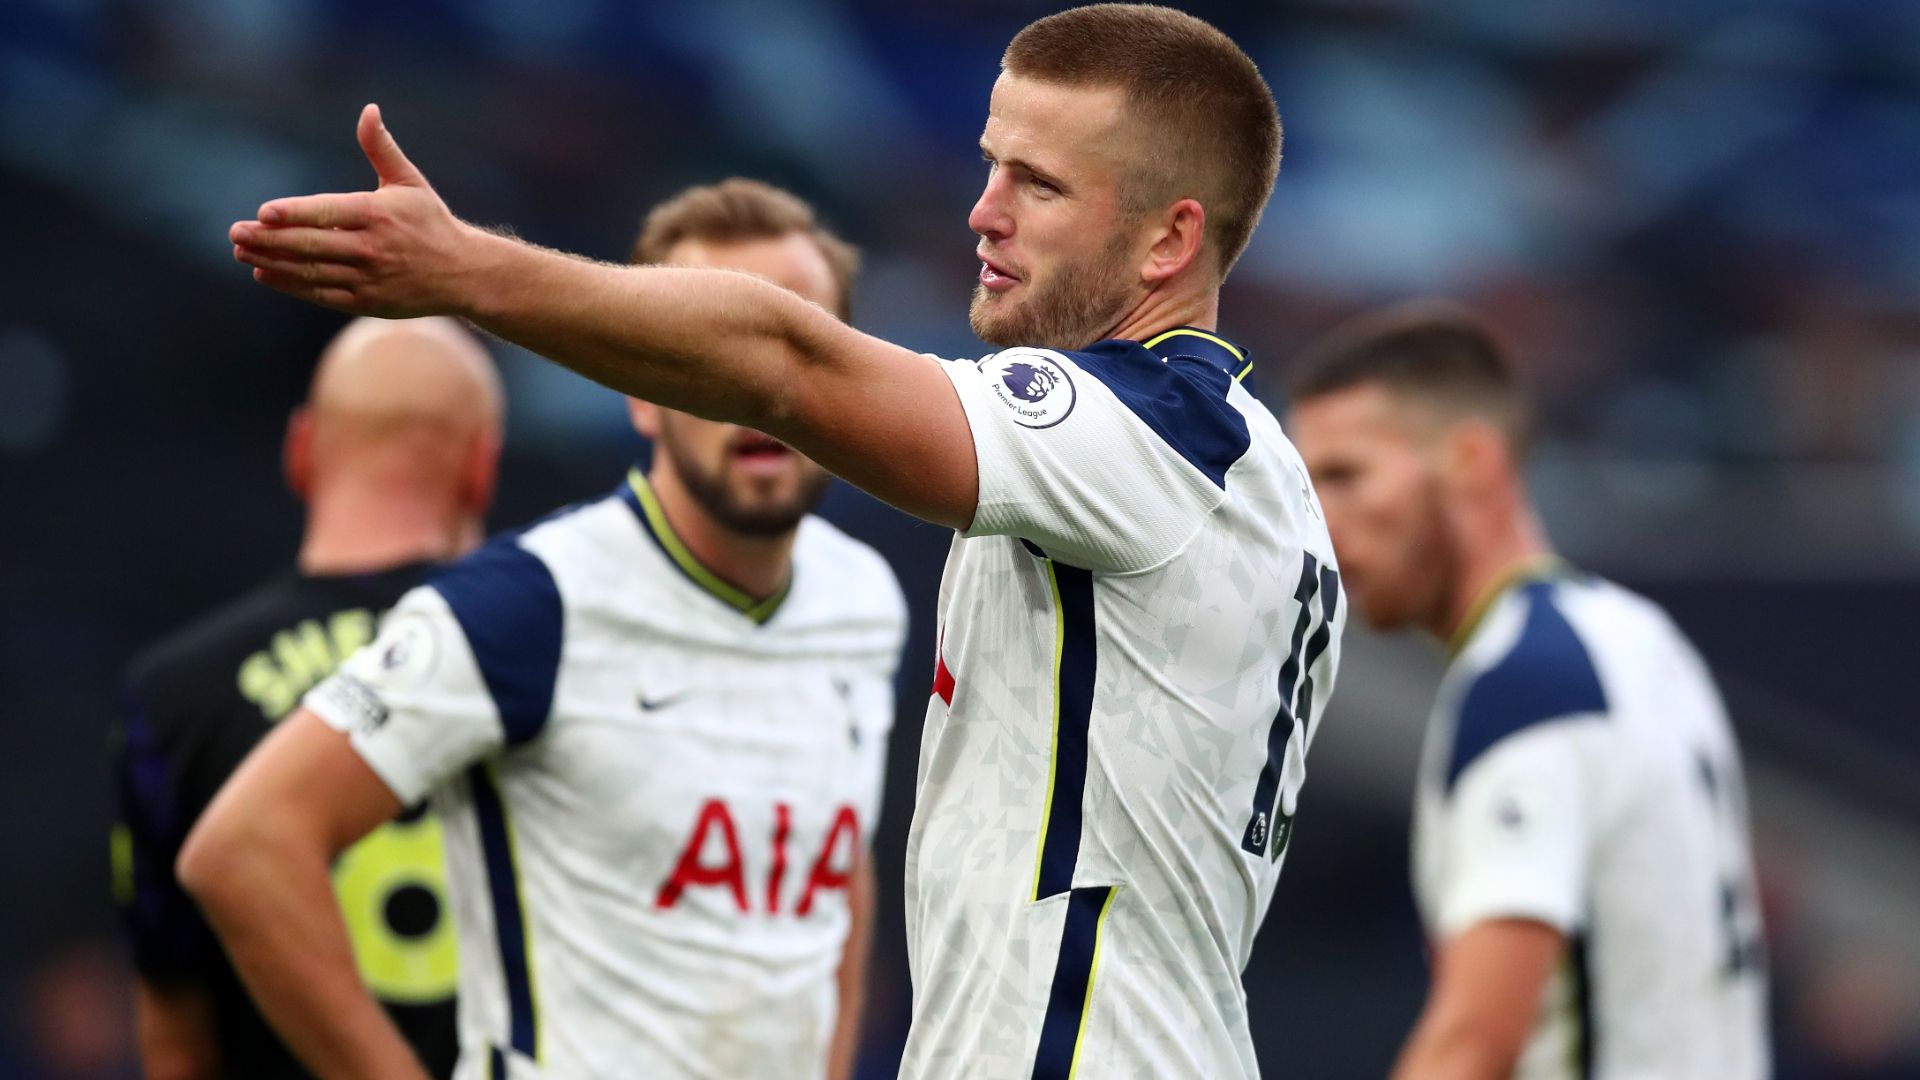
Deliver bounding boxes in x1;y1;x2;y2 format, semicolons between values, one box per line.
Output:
1106;281;1220;344
1433;501;1555;649
646;465;796;602
298;486;474;576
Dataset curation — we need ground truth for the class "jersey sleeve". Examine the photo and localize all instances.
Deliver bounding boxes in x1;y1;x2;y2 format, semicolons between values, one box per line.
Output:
940;343;1251;573
1431;722;1601;938
305;541;565;805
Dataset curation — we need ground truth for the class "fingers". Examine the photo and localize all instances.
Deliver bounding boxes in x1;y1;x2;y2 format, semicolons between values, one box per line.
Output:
249;104;426;226
233;104;442;316
250;266;364;313
255;192;376;230
232;245;367;290
229;222;373;263
357;103;427;188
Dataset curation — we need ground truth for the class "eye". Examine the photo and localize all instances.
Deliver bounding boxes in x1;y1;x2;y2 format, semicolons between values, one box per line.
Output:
1030;176;1059;195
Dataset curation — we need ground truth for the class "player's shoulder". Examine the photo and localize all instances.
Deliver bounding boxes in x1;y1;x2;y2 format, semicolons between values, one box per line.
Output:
412;492;622;675
428;485;639;616
511;486;635;573
1551;575;1725;731
127;567;420;715
970;328;1259;488
791;515;908;629
126;574;289;690
411;527;576;744
122;580;284;746
1551;573;1692;655
423;518;576;632
1445;576;1611;791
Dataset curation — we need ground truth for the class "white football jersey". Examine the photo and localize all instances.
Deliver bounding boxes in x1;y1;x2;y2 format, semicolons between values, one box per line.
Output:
1414;568;1768;1079
306;472;907;1080
899;329;1345;1079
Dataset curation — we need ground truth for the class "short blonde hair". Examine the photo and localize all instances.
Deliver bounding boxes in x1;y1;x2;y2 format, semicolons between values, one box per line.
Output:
1289;300;1532;455
1003;4;1282;277
631;178;860;321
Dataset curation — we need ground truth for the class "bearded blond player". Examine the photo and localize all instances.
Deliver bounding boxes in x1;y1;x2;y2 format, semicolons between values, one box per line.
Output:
185;181;905;1080
221;6;1342;1077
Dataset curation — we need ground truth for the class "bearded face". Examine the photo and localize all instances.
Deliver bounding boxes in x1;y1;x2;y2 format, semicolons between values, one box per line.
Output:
968;75;1156;352
970;224;1141;350
654;413;832;538
1287;384;1464;634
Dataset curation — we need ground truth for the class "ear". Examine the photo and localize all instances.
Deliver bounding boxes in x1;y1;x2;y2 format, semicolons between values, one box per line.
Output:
626;396;661;440
461;427;501;520
283;407;314;502
1439;419;1511;499
1140;197;1206;285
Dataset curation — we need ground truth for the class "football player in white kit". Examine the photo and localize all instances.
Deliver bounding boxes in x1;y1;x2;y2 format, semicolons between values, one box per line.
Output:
220;7;1343;1077
1286;301;1769;1079
181;180;907;1080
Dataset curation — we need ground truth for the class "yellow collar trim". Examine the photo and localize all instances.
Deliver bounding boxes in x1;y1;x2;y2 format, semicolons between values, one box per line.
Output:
1446;554;1566;657
626;469;791;624
1142;327;1255;382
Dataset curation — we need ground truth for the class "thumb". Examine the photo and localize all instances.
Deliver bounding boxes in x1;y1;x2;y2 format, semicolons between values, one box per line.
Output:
357;103;427;188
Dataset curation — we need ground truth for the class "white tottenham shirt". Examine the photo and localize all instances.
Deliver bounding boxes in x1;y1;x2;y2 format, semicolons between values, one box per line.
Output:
306;472;906;1080
899;328;1346;1080
1415;567;1768;1079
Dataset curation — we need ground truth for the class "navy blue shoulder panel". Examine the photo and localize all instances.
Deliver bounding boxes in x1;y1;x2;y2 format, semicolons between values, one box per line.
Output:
428;538;564;746
1072;339;1251;489
1447;582;1608;792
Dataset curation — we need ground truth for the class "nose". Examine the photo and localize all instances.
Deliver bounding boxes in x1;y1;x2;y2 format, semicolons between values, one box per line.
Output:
968;170;1013;241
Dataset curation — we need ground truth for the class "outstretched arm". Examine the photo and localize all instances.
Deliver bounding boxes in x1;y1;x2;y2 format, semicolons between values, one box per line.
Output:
231;106;977;529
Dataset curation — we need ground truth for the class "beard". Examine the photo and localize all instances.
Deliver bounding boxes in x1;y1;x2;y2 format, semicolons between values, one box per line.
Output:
969;230;1139;350
658;424;832;539
1355;475;1464;634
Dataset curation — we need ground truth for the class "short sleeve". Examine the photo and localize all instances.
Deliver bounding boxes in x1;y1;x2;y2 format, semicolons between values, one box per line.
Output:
941;343;1250;573
1432;723;1598;938
305;541;564;804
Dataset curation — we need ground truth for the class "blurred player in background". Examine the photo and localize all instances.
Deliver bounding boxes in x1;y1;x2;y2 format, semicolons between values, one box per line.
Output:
112;316;503;1079
182;179;906;1080
1286;302;1768;1079
221;7;1342;1077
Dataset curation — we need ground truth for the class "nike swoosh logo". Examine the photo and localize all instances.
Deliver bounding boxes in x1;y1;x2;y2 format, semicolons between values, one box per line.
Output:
638;691;692;712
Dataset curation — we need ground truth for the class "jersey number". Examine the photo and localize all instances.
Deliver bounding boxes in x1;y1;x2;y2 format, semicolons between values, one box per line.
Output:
334;806;459;1002
1241;553;1340;860
1696;754;1765;977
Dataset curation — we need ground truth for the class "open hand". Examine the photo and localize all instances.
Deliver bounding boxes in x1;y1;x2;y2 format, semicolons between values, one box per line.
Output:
230;105;478;318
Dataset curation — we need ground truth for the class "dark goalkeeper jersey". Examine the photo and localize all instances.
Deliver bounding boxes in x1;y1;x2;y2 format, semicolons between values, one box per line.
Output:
111;563;458;1079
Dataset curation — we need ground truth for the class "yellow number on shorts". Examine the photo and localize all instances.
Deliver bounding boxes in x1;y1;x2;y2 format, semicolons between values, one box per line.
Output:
333;809;459;1003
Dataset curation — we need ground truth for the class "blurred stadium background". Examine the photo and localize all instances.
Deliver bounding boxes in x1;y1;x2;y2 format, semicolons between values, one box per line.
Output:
3;0;1919;1076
